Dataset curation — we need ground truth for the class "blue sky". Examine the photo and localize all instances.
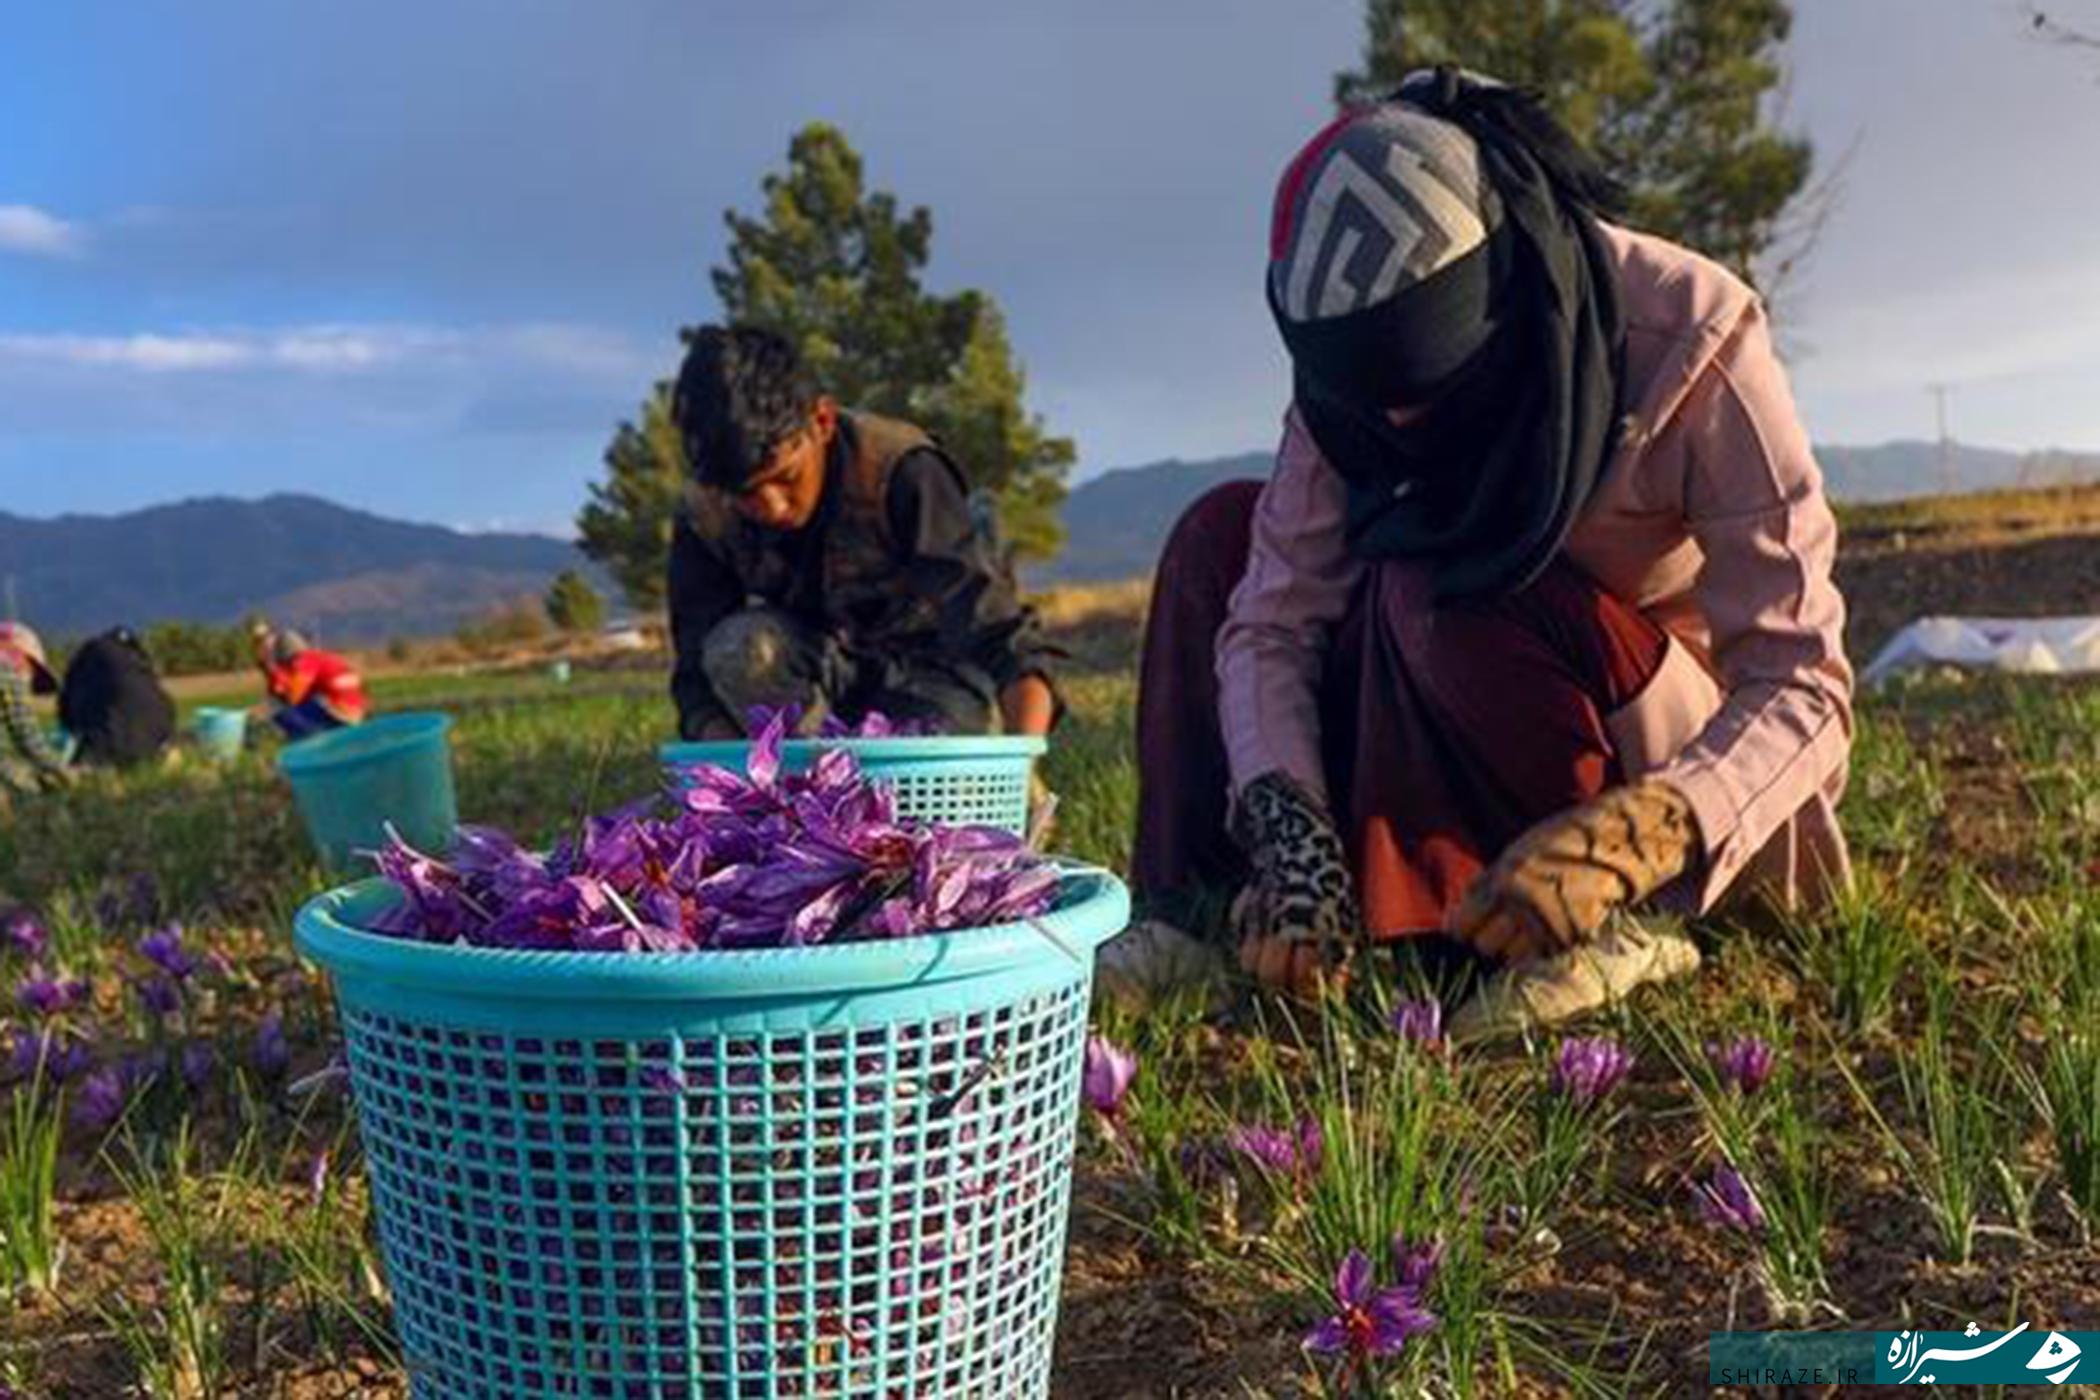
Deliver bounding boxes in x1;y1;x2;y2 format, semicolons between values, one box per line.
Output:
4;0;2099;536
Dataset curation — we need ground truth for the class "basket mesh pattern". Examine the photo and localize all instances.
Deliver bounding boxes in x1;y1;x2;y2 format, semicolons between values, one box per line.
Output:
341;981;1090;1398
878;766;1031;834
661;744;1037;836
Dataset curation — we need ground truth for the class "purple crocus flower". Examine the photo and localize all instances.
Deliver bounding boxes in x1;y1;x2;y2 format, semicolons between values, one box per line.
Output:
1391;1232;1444;1292
2;907;48;961
253;1012;291;1079
9;1029;92;1084
1304;1249;1437;1362
1694;1165;1766;1233
16;969;90;1017
1081;1036;1137;1117
135;975;182;1019
1228;1116;1324;1177
1550;1037;1635;1106
180;1041;215;1090
1389;998;1444;1048
70;1067;128;1131
1706;1034;1777;1095
137;924;199;980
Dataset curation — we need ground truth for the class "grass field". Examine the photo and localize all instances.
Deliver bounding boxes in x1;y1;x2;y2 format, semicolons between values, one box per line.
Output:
2;638;2099;1396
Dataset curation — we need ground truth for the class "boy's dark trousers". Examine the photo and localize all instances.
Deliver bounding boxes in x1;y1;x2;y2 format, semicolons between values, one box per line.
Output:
699;606;999;735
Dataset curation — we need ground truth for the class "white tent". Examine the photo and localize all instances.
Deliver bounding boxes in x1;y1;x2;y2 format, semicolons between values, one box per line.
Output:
1861;616;2100;688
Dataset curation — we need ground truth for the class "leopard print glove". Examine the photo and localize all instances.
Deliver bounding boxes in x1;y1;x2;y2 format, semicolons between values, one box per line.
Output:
1447;780;1699;961
1228;771;1361;957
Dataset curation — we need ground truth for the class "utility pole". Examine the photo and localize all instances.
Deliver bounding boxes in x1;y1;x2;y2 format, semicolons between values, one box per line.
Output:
1927;382;1958;495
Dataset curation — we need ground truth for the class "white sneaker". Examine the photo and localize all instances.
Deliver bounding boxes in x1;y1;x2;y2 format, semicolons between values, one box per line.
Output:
1446;916;1702;1046
1094;918;1226;1011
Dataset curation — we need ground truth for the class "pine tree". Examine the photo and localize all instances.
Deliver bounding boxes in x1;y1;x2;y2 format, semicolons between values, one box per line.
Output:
543;569;606;633
575;383;684;611
1334;0;1812;287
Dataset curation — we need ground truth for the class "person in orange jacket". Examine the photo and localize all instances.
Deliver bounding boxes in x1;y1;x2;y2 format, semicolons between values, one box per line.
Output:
250;623;369;739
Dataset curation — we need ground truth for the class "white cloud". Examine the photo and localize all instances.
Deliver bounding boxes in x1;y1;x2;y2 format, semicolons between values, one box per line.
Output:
0;204;84;258
0;322;647;377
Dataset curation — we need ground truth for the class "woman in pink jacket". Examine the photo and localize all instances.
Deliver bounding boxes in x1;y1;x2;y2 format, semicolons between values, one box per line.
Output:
1113;68;1853;1040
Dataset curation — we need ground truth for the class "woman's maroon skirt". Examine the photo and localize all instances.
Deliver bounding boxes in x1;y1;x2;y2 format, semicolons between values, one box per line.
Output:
1131;482;1669;940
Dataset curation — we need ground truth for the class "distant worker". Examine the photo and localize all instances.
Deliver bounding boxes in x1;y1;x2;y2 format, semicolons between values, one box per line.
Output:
664;324;1060;741
251;623;369;739
0;623;72;798
59;627;177;769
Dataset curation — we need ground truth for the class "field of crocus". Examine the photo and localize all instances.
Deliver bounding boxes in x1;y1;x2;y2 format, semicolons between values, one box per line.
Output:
2;644;2099;1397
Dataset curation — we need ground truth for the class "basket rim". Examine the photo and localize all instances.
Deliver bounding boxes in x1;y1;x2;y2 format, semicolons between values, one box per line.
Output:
657;734;1047;766
293;863;1127;1001
278;711;452;778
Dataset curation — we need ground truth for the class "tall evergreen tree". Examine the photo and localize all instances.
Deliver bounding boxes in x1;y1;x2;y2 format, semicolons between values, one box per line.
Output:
1335;0;1813;287
579;123;1073;607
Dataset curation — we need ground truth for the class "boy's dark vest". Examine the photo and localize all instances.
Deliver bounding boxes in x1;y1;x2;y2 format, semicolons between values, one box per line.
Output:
682;411;955;642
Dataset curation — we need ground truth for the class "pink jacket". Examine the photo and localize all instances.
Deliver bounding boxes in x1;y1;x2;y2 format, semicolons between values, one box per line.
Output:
1217;224;1854;915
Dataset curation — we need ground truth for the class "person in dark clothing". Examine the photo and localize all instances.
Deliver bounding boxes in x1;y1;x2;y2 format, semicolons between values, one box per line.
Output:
59;627;176;769
666;325;1059;741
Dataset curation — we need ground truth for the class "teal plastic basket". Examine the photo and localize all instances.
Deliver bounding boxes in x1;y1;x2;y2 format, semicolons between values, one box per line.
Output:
192;706;249;763
294;866;1129;1399
659;738;1045;836
279;713;458;873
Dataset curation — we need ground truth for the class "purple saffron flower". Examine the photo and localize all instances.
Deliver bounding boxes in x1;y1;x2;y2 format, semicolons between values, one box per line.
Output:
9;1029;92;1084
135;975;182;1019
137;924;199;980
253;1012;291;1079
2;907;48;961
16;968;89;1017
1391;1232;1444;1292
641;1063;687;1098
1081;1036;1137;1116
1304;1249;1437;1361
1694;1164;1766;1233
1389;998;1444;1047
1228;1116;1324;1177
1706;1034;1777;1095
180;1041;215;1091
71;1067;127;1131
1550;1036;1635;1107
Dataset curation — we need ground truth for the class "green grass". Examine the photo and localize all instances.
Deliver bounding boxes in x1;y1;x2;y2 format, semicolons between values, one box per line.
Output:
5;656;2100;1394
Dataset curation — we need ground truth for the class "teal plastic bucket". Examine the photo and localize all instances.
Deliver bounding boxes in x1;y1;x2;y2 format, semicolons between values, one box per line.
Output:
660;737;1045;835
295;865;1129;1399
192;706;249;763
278;713;457;873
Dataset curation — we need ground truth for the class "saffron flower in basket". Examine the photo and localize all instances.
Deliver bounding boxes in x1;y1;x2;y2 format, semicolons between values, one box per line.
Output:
363;711;1060;952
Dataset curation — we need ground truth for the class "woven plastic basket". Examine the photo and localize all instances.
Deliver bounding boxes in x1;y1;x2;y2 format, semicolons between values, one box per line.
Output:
295;866;1127;1399
658;738;1044;837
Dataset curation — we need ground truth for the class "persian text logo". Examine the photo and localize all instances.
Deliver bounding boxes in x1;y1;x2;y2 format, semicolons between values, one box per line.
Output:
1878;1323;2084;1385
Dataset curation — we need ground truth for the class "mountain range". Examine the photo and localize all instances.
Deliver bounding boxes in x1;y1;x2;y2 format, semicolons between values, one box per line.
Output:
0;494;601;643
6;439;2096;637
1030;439;2100;583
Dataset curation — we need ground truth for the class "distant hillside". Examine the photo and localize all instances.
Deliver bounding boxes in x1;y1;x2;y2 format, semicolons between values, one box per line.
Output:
0;494;603;643
1034;452;1269;584
1039;440;2100;583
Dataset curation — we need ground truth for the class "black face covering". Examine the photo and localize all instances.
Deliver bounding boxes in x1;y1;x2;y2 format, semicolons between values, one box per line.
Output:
1274;68;1629;600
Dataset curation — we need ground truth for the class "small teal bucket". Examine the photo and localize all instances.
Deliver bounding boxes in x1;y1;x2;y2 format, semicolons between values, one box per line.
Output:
192;706;249;763
278;713;458;873
295;865;1129;1398
660;737;1045;835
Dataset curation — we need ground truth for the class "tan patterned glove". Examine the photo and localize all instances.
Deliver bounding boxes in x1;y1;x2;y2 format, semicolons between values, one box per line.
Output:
1445;780;1699;964
1229;771;1361;995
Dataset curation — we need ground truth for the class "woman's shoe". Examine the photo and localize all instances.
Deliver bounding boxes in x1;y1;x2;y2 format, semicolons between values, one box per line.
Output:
1446;914;1701;1046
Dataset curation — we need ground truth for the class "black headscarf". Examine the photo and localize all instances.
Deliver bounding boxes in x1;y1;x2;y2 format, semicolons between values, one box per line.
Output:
1272;67;1630;599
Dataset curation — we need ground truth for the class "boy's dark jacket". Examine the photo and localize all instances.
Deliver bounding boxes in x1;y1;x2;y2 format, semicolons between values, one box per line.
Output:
668;411;1055;736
